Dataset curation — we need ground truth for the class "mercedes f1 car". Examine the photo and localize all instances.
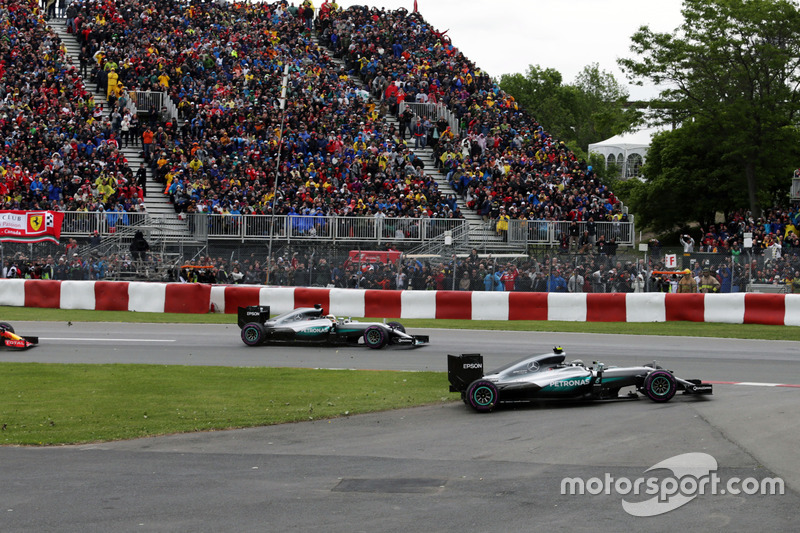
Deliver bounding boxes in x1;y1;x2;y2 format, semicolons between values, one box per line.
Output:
238;305;429;349
448;347;712;412
0;322;38;350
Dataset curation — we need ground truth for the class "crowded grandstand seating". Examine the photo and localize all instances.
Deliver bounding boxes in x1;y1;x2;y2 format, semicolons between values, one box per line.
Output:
66;0;460;221
0;0;142;221
4;0;619;227
320;4;629;227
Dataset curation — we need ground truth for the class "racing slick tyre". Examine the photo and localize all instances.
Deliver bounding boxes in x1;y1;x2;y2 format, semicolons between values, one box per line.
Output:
0;322;15;334
363;325;388;349
241;322;267;347
466;380;499;412
387;321;405;333
643;370;677;402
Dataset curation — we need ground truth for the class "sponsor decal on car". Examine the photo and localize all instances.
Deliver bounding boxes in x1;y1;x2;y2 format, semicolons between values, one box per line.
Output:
299;327;329;334
4;338;28;348
544;377;591;389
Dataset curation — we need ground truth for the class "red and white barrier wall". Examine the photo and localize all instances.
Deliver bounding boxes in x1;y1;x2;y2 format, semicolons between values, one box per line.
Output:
1;280;797;326
0;279;210;314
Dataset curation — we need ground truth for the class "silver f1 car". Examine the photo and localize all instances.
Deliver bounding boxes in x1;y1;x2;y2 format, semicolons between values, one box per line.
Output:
448;347;712;412
237;305;429;349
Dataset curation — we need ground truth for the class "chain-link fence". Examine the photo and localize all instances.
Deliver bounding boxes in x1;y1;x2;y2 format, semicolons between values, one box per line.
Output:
2;239;796;293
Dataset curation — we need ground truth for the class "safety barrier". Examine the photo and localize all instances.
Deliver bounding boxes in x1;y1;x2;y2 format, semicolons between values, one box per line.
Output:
1;280;796;326
0;280;210;314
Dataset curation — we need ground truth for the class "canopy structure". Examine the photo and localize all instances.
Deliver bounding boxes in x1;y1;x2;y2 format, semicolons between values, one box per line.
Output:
588;127;663;179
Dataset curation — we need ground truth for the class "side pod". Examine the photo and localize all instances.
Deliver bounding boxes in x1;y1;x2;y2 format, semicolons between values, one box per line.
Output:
448;354;484;393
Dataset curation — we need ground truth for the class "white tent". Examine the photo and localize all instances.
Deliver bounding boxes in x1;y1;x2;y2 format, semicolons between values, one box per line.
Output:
588;127;663;179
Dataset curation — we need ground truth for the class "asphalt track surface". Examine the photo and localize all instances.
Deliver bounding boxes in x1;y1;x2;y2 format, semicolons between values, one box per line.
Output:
2;321;799;532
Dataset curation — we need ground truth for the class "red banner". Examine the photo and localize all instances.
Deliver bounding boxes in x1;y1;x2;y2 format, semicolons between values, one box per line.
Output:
0;210;65;243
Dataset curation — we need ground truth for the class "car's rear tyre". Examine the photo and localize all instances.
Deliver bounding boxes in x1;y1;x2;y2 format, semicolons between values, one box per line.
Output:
387;321;405;333
363;325;388;349
466;380;499;412
0;322;15;334
241;322;266;346
643;370;677;402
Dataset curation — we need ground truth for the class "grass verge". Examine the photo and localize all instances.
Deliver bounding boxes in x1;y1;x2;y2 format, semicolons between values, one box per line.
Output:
0;364;449;445
1;304;795;445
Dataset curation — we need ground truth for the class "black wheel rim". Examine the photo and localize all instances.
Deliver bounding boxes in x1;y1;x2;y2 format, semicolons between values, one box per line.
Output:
473;385;494;406
651;376;671;396
244;328;259;343
366;329;381;345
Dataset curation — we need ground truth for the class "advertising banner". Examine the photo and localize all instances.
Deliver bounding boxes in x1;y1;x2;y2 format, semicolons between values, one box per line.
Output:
0;210;65;244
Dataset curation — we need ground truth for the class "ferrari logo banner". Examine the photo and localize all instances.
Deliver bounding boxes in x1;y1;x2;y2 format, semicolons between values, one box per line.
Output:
28;214;43;232
0;210;64;243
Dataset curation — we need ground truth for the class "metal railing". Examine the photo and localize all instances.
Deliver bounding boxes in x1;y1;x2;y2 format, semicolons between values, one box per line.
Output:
128;91;178;121
61;211;149;236
508;220;635;246
193;214;467;244
406;220;471;256
58;211;636;249
399;102;460;136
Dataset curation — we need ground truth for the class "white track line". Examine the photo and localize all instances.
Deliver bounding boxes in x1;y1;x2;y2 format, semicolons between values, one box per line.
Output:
706;380;800;388
40;337;176;342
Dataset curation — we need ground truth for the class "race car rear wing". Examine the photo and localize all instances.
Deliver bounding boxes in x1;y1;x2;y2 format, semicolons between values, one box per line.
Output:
448;354;484;393
237;306;271;329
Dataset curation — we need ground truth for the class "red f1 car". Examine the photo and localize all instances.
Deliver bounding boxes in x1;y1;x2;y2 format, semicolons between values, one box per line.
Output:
1;322;38;349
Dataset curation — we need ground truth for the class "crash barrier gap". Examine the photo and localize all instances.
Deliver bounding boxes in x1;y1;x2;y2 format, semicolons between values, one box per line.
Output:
0;280;797;326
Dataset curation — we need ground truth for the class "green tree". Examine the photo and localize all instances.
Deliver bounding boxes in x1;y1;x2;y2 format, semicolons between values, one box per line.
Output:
587;151;622;186
619;0;800;218
572;63;642;150
498;66;576;143
627;121;743;232
499;64;637;151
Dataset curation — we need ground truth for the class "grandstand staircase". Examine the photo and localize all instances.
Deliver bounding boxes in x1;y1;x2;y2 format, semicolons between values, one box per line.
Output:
49;19;191;242
310;32;519;255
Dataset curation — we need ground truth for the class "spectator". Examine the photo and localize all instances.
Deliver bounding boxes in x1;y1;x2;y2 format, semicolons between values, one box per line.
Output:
698;267;721;293
633;273;645;293
792;272;800;294
129;231;150;263
567;268;584;293
484;269;501;291
677;269;697;293
500;264;518;291
681;234;695;253
547;270;567;292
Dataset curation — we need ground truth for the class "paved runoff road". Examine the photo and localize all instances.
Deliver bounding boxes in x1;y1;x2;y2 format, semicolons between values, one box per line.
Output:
2;321;799;532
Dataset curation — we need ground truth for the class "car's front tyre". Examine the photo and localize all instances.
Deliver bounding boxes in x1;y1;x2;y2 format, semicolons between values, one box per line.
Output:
363;325;388;349
466;380;499;412
241;322;266;346
642;370;677;402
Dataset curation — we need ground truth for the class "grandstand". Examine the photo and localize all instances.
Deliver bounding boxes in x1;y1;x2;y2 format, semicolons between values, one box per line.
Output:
0;1;634;258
